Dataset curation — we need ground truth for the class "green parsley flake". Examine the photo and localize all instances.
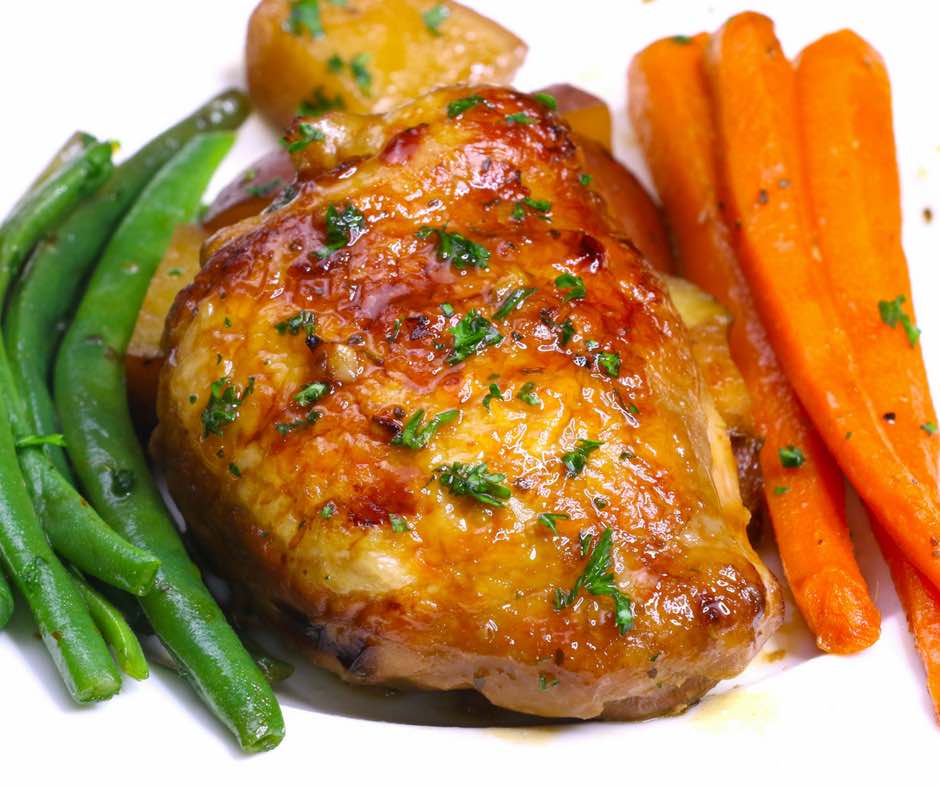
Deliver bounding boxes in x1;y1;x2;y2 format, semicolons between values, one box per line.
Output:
422;3;450;34
555;272;586;301
559;319;575;346
228;463;241;478
327;53;344;72
274;310;316;336
202;376;255;437
923;421;939;436
517;382;539;406
506;112;536;125
320;502;337;518
275;410;321;436
418;226;491;270
284;0;324;38
448;310;503;365
14;433;66;449
350;53;373;96
318;203;365;257
287;122;326;153
779;445;806;468
579;173;593;187
389;513;410;533
441;303;455;317
553;528;634;635
392;408;460;449
598;351;621;378
538;512;570;535
447;95;484;118
493;287;536;320
513;197;552;221
297;87;345;117
482;383;505;410
294;382;329;406
878;295;921;347
773;486;789;495
673;35;693;44
387;318;402;342
562;439;603;476
533;92;557;110
538;674;560;690
438;461;512;507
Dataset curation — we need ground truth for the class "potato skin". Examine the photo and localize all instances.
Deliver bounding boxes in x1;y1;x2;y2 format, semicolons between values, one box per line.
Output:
246;0;527;129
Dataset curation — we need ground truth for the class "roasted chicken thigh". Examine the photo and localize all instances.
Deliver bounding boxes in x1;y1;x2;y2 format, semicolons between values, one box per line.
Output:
155;86;782;719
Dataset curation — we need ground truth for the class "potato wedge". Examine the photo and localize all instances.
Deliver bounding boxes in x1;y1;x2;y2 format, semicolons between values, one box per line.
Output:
246;0;527;129
202;149;295;233
127;223;206;431
541;83;613;149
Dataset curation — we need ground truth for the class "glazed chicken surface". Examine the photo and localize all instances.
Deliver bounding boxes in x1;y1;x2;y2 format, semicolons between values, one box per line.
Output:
154;86;782;720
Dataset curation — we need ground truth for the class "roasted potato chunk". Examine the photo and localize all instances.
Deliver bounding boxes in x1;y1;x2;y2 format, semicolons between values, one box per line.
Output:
541;83;612;149
246;0;527;129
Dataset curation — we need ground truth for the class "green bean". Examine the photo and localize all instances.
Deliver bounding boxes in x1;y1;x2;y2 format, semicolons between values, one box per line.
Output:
5;89;249;478
0;140;113;300
55;132;285;752
0;142;122;702
0;567;12;629
24;452;160;595
73;570;149;681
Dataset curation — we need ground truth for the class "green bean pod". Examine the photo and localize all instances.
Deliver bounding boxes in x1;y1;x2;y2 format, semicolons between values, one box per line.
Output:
5;90;249;477
55;132;285;752
0;140;113;299
73;571;149;681
0;567;12;629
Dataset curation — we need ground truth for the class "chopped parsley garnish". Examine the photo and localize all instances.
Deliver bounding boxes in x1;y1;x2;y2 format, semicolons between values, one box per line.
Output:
923;421;938;436
388;513;410;533
318;203;365;257
493;287;536;320
441;303;455;317
437;461;512;507
447;95;484;118
506;112;536;125
448;310;502;364
286;122;325;153
275;310;316;336
387;318;402;342
562;439;603;476
552;528;633;635
294;382;329;406
418;227;491;270
320;502;336;519
297;87;345;117
422;3;450;34
245;178;284;198
202;376;255;437
598;352;621;378
559;319;575;346
779;445;806;468
14;433;65;449
512;197;552;221
594;497;607;509
555;272;586;301
538;512;570;535
533;92;557;110
538;674;559;690
275;410;321;436
228;463;241;478
326;53;344;72
673;34;693;44
517;382;539;406
167;268;183;277
773;486;789;495
284;0;324;38
579;173;593;186
392;408;460;449
879;295;921;347
350;52;373;96
482;383;505;410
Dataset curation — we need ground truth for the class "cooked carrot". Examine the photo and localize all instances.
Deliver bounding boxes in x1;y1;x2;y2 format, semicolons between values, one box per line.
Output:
629;33;879;652
704;11;940;591
797;29;940;713
577;134;674;273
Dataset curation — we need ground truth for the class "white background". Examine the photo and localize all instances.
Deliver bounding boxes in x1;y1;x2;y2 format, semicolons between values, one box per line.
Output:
1;0;939;784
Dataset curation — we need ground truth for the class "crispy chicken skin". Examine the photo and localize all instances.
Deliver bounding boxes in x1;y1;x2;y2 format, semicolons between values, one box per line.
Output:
154;86;781;720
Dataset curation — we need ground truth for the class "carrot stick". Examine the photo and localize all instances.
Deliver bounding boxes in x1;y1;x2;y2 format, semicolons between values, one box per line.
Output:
797;30;940;715
704;12;940;592
629;33;879;652
576;135;674;273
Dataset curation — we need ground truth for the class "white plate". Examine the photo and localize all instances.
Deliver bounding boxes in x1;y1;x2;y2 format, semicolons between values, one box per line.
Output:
1;0;938;783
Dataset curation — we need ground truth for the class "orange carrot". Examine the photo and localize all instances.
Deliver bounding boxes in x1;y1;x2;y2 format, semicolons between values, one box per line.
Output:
629;33;879;652
797;30;940;715
577;135;674;273
704;12;940;591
